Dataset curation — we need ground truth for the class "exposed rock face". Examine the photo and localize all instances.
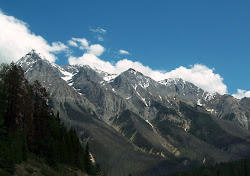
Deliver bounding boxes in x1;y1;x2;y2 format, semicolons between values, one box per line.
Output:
16;50;250;176
213;95;250;129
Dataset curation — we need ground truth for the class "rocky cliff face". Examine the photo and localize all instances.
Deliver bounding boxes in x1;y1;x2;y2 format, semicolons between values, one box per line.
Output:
16;50;250;176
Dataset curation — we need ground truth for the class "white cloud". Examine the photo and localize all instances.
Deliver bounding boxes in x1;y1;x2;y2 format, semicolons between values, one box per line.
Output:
90;27;107;34
0;10;67;63
49;42;67;53
68;38;105;56
68;52;227;94
70;38;88;49
68;40;78;47
97;35;104;42
232;89;250;99
119;50;130;55
89;44;105;56
69;53;113;73
163;65;227;94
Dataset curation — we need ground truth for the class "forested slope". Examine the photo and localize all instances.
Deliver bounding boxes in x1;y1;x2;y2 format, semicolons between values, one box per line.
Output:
0;63;102;176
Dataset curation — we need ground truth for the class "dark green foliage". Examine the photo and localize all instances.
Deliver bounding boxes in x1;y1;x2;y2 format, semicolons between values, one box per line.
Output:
169;158;250;176
0;63;100;174
22;136;28;161
95;163;103;176
0;77;7;139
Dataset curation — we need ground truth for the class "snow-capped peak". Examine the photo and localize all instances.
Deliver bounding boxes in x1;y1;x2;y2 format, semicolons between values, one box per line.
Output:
16;49;50;69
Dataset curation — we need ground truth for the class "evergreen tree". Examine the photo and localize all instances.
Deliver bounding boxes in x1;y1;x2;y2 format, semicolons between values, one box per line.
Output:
4;63;26;130
0;74;7;139
244;159;247;176
46;139;57;168
32;80;51;155
0;64;15;174
21;135;28;161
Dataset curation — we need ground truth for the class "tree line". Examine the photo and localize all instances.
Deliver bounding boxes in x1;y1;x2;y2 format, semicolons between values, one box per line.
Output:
0;63;102;175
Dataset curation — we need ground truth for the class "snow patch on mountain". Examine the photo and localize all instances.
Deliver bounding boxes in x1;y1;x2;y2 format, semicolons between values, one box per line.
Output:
129;69;137;75
204;93;216;101
17;57;36;68
138;78;150;89
135;91;148;107
197;99;203;106
206;108;215;112
103;74;117;82
145;120;153;128
131;84;138;90
159;95;162;101
158;78;186;87
59;68;74;82
93;67;117;82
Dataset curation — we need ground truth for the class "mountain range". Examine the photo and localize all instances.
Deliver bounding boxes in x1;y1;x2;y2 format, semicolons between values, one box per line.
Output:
16;50;250;176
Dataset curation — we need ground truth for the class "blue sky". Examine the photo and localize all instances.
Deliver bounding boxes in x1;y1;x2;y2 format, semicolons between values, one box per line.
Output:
0;0;249;97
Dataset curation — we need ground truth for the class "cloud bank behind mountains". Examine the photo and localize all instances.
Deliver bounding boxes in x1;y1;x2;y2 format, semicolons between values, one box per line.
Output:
68;49;227;94
232;89;250;99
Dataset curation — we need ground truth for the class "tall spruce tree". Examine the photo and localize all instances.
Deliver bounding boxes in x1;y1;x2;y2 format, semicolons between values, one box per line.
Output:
4;63;26;131
0;74;7;139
